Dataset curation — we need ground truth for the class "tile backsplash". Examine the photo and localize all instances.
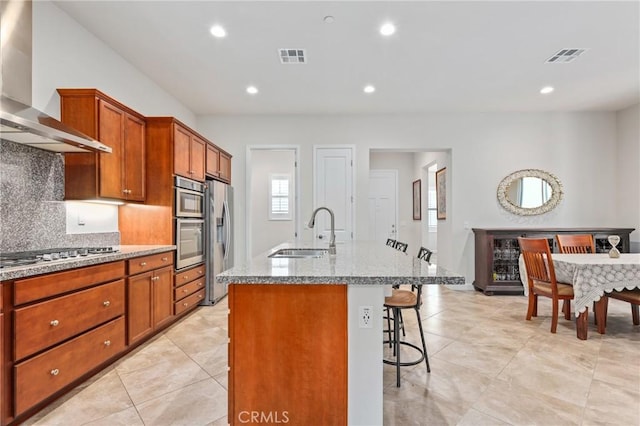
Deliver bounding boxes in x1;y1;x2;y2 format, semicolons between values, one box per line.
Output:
0;140;119;252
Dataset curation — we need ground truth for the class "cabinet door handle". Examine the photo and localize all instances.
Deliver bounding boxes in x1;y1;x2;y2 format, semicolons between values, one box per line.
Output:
161;257;168;262
50;320;59;327
183;302;188;307
140;262;147;266
50;369;60;376
183;288;189;293
183;276;189;280
103;301;111;307
198;294;203;299
104;340;111;347
198;282;203;287
198;270;202;274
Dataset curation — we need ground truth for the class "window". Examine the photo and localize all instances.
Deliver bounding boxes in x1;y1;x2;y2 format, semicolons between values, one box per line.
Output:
269;173;292;220
427;165;438;232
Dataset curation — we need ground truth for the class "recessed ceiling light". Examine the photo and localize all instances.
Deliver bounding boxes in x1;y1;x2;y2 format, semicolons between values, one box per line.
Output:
364;85;376;94
246;86;258;95
380;22;396;36
540;86;555;94
210;25;227;38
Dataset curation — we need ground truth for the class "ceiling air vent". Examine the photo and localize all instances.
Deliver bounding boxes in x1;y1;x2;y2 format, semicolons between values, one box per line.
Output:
279;49;306;64
546;48;588;63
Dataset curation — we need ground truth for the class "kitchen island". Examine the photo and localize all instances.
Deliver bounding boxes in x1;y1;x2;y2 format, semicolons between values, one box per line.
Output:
217;241;465;426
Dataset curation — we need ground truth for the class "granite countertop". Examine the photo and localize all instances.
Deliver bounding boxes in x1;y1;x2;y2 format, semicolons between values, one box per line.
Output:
217;240;465;285
0;245;176;281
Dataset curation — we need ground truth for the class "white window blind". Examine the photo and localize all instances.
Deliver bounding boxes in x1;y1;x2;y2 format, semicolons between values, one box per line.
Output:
269;174;292;220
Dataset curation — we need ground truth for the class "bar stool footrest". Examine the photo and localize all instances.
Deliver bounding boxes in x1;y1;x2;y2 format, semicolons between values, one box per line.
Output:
382;340;425;367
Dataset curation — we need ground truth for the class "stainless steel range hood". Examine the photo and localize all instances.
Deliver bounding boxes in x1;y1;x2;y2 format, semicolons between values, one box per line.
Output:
0;0;111;154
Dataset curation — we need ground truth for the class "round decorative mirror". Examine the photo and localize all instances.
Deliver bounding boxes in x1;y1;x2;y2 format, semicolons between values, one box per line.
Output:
497;169;563;216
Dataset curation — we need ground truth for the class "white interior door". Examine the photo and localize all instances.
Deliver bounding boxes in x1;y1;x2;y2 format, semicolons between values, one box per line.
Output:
313;147;354;242
368;170;397;242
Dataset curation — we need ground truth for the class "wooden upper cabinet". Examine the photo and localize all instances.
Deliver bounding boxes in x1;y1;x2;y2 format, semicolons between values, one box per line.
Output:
219;151;232;183
206;143;220;178
206;143;232;183
172;123;205;181
173;125;192;179
58;89;146;202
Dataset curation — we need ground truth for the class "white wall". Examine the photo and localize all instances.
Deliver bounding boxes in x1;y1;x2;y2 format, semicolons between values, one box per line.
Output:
249;150;296;256
33;1;196;126
196;112;632;282
616;104;640;252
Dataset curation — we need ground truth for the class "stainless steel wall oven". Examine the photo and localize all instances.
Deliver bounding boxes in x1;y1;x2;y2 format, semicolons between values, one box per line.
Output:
174;177;205;270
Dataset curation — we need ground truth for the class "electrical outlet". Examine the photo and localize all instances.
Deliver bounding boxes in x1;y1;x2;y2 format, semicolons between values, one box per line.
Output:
358;306;373;329
77;214;86;226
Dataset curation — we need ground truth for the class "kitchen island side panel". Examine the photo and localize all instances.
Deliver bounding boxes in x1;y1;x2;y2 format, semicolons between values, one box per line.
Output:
228;284;347;426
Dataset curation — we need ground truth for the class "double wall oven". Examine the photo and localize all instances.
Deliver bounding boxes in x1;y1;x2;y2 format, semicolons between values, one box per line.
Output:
174;176;205;270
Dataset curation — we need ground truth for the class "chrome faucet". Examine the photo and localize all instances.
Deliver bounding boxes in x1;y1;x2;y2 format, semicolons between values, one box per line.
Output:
308;207;336;255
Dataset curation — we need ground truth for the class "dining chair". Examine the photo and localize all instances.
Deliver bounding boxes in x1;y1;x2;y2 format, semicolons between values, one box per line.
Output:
555;233;595;319
603;289;640;326
555;234;595;254
518;237;575;333
383;246;431;387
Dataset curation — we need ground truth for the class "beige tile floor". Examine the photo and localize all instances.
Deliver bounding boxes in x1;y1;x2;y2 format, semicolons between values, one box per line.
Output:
25;286;639;426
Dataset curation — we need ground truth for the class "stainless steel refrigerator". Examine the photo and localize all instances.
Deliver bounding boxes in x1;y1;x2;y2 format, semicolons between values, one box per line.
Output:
202;179;233;305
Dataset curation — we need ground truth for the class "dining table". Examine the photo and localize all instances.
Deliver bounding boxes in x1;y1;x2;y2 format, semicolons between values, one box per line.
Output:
552;253;640;340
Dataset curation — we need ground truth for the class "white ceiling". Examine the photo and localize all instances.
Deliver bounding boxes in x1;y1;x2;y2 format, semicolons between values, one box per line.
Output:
53;1;640;115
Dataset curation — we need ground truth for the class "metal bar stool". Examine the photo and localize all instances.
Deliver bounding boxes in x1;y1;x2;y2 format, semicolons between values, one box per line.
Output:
383;247;431;387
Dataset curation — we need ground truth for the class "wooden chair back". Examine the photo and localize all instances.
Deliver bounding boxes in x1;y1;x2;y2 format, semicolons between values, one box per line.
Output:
417;247;433;263
394;241;408;253
518;237;559;293
556;234;595;254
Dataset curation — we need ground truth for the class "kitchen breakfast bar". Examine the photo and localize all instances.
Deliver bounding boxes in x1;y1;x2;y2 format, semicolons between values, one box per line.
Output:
216;241;465;426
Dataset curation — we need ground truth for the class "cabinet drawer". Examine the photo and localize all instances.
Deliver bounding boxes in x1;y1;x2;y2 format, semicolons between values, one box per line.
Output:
174;288;205;315
14;261;125;305
174;263;205;286
15;280;125;361
174;277;205;301
14;317;125;415
128;252;174;275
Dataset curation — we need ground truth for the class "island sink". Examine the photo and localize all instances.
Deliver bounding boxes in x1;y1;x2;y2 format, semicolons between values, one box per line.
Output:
268;248;328;258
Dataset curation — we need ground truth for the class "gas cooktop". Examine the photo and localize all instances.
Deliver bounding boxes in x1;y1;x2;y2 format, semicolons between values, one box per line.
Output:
0;247;119;269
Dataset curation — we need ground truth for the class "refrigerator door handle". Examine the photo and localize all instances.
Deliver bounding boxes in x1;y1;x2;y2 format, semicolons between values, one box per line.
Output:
223;199;230;263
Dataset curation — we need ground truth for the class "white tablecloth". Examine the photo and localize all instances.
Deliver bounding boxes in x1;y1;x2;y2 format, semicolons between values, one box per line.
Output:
552;253;640;316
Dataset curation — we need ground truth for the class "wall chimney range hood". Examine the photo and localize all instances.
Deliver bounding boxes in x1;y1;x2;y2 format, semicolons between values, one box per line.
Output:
0;0;111;154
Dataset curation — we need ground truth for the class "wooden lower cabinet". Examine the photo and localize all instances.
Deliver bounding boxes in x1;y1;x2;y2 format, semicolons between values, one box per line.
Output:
14;317;125;415
127;265;174;345
2;252;189;425
228;284;347;426
14;280;125;361
173;263;205;315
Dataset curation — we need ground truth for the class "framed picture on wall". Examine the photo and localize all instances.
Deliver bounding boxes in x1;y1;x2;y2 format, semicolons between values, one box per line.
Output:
412;179;421;220
436;167;446;220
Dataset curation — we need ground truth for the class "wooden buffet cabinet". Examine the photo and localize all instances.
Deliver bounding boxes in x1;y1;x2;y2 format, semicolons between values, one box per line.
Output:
0;250;205;426
473;227;635;295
